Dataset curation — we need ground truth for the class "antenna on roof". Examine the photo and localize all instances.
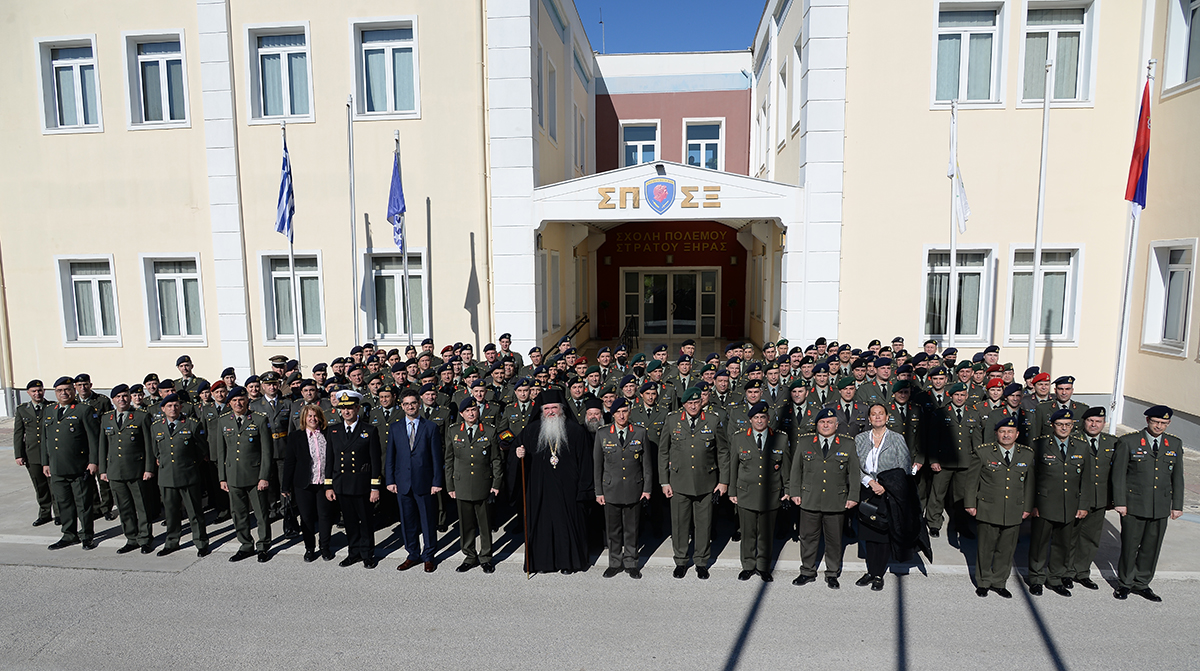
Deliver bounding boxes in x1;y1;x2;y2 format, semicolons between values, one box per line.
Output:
599;8;605;54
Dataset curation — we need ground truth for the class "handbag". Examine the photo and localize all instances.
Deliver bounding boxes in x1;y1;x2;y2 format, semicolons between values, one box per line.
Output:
858;493;889;533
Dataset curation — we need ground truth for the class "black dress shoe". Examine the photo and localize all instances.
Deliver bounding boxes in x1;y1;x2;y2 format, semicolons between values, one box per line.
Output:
157;546;178;557
303;550;319;563
140;544;153;554
104;510;119;521
928;527;940;538
363;557;378;569
871;577;884;591
1062;578;1074;589
213;513;231;524
673;565;688;579
1114;587;1130;600
455;562;475;573
1029;584;1043;596
117;543;139;555
603;567;622;578
340;556;363;568
1047;584;1072;597
627;567;641;579
1077;577;1100;590
826;577;840;590
559;569;574;575
992;587;1013;599
48;538;79;550
32;516;52;527
976;587;989;597
731;529;741;542
792;574;815;586
957;527;975;540
229;549;256;562
257;551;272;563
82;539;98;550
738;570;754;581
855;573;873;587
481;563;495;574
696;567;709;580
1133;587;1162;602
437;524;449;533
197;547;211;558
322;550;335;562
760;571;773;583
53;517;62;526
283;528;300;539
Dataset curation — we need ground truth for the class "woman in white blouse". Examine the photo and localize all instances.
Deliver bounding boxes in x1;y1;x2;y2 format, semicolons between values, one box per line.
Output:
854;402;912;591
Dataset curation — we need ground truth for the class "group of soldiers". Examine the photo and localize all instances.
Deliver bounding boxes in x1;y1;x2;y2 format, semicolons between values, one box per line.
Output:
12;333;1185;601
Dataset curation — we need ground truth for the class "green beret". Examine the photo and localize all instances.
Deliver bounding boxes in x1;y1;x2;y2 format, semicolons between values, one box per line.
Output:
679;387;701;404
645;360;662;373
462;366;478;377
789;378;809;390
630;353;647;364
948;382;968;394
586;365;601;376
836;376;856;390
891;380;912;393
955;362;973;373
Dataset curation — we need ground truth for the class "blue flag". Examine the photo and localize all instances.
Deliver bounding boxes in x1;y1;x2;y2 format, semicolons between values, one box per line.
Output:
275;137;295;242
387;152;406;250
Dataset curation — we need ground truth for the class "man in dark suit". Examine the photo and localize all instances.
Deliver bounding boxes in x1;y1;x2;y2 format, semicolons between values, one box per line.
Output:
325;395;382;569
43;376;101;550
386;388;444;572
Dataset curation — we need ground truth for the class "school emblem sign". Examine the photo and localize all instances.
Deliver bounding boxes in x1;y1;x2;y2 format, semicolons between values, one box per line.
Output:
643;177;676;215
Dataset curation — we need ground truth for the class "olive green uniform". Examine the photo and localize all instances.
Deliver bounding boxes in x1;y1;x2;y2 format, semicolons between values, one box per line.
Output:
1027;435;1093;587
594;423;652;569
730;428;791;572
658;409;729;568
1032;400;1089;440
212;411;273;552
151;417;209;551
14;400;55;521
924;403;982;532
98;409;155;547
788;433;860;578
444;421;502;565
1070;431;1117;581
43;403;101;544
1112;430;1184;591
965;442;1035;590
198;402;230;517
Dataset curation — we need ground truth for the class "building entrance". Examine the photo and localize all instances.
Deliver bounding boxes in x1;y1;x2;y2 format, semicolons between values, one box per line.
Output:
622;268;719;338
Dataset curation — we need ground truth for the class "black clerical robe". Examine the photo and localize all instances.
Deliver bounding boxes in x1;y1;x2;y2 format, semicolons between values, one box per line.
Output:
517;418;594;573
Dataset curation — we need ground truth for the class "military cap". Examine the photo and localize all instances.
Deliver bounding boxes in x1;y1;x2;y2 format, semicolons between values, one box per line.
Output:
159;379;176;390
790;347;804;356
714;369;730;379
226;386;247;400
896;364;913;374
681;339;696;347
838;344;852;353
815;407;838;421
706;353;721;362
923;339;938;346
483;343;497;352
110;383;130;396
970;362;985;372
955;362;973;373
942;347;958;357
1002;363;1014;371
299;378;317;390
597;346;611;355
129;383;145;394
875;357;894;368
160;393;180;406
646;360;663;373
462;366;479;377
363;372;382;385
971;352;986;363
312;363;327;372
269;354;288;365
910;352;928;364
677;354;693;364
1080;406;1105;420
337;394;362;409
221;367;236;378
416;383;434;395
744;379;764;390
610;397;629;412
776;339;789;347
73;373;91;383
835;376;855;390
422;337;435;346
1031;372;1051;384
513;377;531;389
350;346;364;355
583;365;599;376
986;364;1003;374
532;365;547;375
1050;408;1074;423
815;337;827;346
568;377;586;388
891;380;912;393
789;378;809;390
1144;405;1172;420
861;353;876;364
1002;383;1023;397
742;362;760;374
994;416;1018;432
442;346;456;355
286;360;299;372
25;379;43;389
748;401;770;417
948;382;968;394
726;356;742;365
850;358;867;370
762;341;775;351
196;380;211;393
725;343;741;353
638;382;657;394
694;381;711;391
927;366;947;377
798;355;815;366
259;371;282;383
175;355;192;366
332;389;362;404
614;345;628;353
466;378;485;390
619;375;637;388
765;361;780;372
1053;375;1075;386
600;385;616;396
244;374;259;385
812;362;830;374
986;378;1005;389
678;387;701;404
630;353;647;365
983;345;1000;354
650;344;667;354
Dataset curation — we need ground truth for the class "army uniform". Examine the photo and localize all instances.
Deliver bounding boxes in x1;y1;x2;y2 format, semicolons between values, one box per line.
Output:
781;400;819;441
1027;435;1093;589
788;433;860;579
924;404;982;534
1071;429;1117;583
198;401;231;518
1033;399;1089;440
212;411;273;553
445;421;502;566
826;398;869;438
79;392;116;518
251;394;292;515
368;404;405;455
594;422;652;571
965;441;1035;591
14;398;55;523
730;427;791;574
325;420;382;564
1112;429;1184;593
43;402;101;546
98;408;155;549
853;380;890;406
658;409;729;570
420;401;457;531
151;416;210;553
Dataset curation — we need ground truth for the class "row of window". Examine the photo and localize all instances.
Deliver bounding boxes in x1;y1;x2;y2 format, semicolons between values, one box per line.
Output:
536;43;589;173
923;242;1196;354
619;120;725;170
55;253;428;347
39;20;421;133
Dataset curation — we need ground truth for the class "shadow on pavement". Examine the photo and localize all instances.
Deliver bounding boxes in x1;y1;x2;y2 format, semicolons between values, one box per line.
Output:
1018;579;1069;671
721;578;770;671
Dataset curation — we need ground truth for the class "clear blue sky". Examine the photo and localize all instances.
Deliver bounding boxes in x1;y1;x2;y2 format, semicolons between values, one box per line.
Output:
572;0;761;54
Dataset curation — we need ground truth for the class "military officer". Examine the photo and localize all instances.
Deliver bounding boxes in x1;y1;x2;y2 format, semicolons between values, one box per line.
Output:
965;416;1034;598
14;379;55;526
445;397;502;573
1022;372;1054;413
659;388;729;579
198;381;231;522
252;371;294;533
730;401;791;582
98;384;155;554
593;398;652;579
925;382;981;539
43;376;102;550
630;382;668;445
291;379;333;430
368;385;404;454
1070;406;1117;590
1112;405;1184;602
174;355;208;399
151;394;210;557
1033;376;1089;439
213;386;273;563
829;377;869;437
788;408;860;588
73;373;116;521
324;395;382;569
1027;409;1093;597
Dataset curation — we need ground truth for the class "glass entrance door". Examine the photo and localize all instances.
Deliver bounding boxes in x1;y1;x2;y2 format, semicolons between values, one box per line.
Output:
628;270;715;338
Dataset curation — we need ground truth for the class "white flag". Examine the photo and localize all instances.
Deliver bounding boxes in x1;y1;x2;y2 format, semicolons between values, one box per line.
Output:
948;103;971;234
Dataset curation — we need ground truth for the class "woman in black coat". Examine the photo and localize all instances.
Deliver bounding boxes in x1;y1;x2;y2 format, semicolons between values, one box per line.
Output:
282;404;335;562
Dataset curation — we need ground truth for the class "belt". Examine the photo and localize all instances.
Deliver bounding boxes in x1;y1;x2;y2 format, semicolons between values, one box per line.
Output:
272;432;287;440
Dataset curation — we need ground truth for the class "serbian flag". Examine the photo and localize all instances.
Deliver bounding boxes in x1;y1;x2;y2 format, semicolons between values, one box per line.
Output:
1124;81;1151;209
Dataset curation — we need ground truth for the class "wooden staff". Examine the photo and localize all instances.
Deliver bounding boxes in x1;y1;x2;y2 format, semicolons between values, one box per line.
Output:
521;450;530;579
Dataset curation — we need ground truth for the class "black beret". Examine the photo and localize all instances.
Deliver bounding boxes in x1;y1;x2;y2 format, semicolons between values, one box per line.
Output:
26;379;43;389
176;355;192;366
159;393;180;406
110;383;130;396
1080;406;1105;420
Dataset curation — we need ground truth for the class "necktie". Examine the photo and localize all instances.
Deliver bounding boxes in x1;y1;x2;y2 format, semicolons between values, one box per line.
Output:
822;439;830;458
618;429;626;445
770;389;777;403
57;406;65;421
1060;441;1067;459
409;421;417;451
1152;438;1159;458
116;412;124;430
843;403;850;416
819;392;826;405
425;407;432;419
900;406;907;420
689;417;697;431
236;415;244;430
1090;437;1097;457
756;433;764;452
956;408;963;422
1004;450;1011;466
169;422;176;436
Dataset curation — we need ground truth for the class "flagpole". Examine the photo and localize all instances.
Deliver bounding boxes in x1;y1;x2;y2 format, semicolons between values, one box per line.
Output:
947;100;959;350
1027;59;1054;369
282;121;302;366
1111;59;1155;431
396;130;413;349
347;94;361;345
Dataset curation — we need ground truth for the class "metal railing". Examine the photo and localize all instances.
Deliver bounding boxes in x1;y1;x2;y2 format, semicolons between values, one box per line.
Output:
619;315;638;352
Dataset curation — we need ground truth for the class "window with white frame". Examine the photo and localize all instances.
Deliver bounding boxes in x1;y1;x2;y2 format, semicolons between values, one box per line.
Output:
686;122;722;170
537;44;545;128
550;251;561;329
776;65;788;146
757;97;770;173
1187;0;1200;82
148;259;203;340
250;31;310;119
791;40;802;131
1022;7;1090;101
1009;249;1079;341
61;259;118;342
621;123;657;166
371;253;425;339
575;106;585;171
131;39;186;124
41;41;100;130
267;256;323;339
357;23;418;115
935;9;1000;102
548;60;558;141
1142;241;1195;352
924;250;991;341
538;252;548;333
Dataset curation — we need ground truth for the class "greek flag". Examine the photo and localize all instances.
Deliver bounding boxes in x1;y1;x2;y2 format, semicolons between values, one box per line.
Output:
275;137;295;242
387;151;406;250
